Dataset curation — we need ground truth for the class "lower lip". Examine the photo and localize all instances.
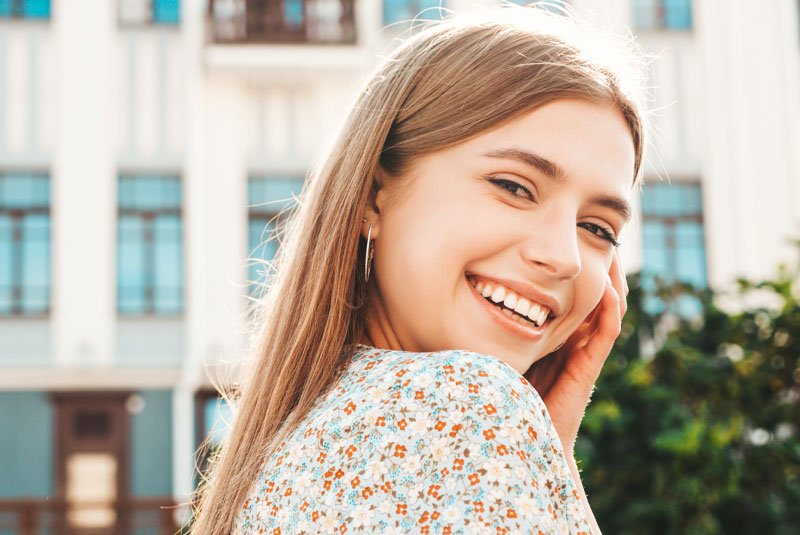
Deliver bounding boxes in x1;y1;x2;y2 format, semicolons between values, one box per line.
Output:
465;275;549;341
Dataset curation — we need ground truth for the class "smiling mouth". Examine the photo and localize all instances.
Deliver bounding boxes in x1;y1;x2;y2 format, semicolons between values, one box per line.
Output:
466;274;554;328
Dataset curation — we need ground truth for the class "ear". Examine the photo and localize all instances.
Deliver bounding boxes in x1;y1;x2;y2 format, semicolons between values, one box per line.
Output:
361;164;393;240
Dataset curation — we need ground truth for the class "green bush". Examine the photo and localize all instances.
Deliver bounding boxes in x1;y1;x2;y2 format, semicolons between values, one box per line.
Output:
578;259;800;534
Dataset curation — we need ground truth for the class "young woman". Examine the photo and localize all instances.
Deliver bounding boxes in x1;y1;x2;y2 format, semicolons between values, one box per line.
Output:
193;6;645;535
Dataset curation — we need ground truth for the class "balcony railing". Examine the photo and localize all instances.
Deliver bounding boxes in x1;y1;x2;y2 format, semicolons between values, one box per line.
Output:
0;497;178;535
210;0;356;44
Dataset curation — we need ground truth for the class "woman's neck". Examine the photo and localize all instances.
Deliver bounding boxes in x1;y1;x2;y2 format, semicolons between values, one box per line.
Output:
362;293;404;351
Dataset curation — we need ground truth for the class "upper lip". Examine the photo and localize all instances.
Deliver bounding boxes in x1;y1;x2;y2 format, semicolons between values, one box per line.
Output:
467;272;562;317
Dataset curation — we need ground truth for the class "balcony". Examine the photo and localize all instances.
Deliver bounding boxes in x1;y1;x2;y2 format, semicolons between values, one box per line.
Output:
0;497;178;535
210;0;356;44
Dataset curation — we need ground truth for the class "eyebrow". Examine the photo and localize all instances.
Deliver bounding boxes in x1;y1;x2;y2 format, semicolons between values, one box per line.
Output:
482;147;632;223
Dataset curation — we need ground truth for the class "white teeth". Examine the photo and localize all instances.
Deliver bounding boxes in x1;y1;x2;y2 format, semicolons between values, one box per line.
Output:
490;286;506;303
537;307;548;326
471;277;553;327
527;303;541;324
514;297;531;317
481;283;493;298
503;293;517;309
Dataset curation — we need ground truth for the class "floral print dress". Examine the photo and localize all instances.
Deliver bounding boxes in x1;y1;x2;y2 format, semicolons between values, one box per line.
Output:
233;345;592;535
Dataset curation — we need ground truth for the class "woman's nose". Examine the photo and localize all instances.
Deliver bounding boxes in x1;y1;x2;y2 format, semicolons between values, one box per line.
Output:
519;217;581;280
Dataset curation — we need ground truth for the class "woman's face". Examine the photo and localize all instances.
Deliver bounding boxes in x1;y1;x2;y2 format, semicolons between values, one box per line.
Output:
363;98;635;375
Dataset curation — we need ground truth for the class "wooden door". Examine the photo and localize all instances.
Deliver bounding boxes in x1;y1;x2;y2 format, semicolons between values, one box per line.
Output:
52;392;130;535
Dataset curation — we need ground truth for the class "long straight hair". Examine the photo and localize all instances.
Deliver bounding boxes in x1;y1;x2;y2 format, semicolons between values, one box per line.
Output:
191;6;647;534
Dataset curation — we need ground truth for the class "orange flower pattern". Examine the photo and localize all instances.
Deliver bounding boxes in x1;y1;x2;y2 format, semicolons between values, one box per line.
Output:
233;345;591;534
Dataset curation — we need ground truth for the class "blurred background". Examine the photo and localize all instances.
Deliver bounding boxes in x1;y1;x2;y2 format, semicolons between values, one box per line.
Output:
0;0;798;534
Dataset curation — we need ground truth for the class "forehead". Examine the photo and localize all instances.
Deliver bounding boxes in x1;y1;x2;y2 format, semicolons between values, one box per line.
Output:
454;98;636;193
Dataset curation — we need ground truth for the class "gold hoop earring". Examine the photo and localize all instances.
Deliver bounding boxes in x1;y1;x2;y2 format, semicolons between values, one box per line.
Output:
363;218;374;283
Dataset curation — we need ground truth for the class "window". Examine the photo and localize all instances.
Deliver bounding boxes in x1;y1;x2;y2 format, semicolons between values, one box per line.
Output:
194;390;232;487
119;0;180;25
0;0;50;18
117;174;183;315
506;0;570;13
633;0;692;30
641;182;707;316
211;0;356;44
0;173;50;316
383;0;446;26
247;176;304;296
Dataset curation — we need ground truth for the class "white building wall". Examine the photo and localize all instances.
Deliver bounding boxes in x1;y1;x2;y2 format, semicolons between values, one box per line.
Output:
696;0;800;288
51;0;116;368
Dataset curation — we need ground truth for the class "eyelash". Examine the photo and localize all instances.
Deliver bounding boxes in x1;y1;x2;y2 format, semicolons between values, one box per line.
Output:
488;176;621;248
577;222;620;247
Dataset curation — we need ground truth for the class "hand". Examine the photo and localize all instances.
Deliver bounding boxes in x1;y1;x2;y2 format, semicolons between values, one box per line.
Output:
523;249;629;453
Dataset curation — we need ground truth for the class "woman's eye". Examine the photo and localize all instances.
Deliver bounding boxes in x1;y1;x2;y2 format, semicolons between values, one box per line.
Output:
578;222;620;247
488;177;534;201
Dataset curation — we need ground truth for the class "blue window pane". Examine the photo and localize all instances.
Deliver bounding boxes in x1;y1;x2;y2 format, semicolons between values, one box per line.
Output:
642;222;670;276
664;0;691;30
284;0;303;28
118;177;135;209
3;174;35;209
247;176;303;296
0;0;49;17
640;180;705;318
117;175;183;315
247;180;265;209
0;215;11;313
0;174;50;316
153;215;182;314
248;220;277;294
633;0;692;30
383;0;445;26
118;215;146;313
21;214;49;313
135;176;166;210
680;184;702;214
204;397;232;446
675;221;707;287
507;0;569;14
153;0;180;24
24;0;49;18
248;176;304;213
249;219;278;261
163;178;182;208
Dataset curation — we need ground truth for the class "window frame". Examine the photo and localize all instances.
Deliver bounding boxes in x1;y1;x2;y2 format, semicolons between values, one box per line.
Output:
0;0;51;19
640;180;707;316
632;0;693;31
382;0;447;27
0;171;51;318
246;175;304;299
118;0;181;27
116;173;184;317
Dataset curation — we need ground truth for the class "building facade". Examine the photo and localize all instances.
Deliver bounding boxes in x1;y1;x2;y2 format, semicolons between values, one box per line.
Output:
1;0;798;531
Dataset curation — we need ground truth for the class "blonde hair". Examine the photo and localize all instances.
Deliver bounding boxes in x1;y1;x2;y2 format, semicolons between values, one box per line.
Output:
191;6;647;534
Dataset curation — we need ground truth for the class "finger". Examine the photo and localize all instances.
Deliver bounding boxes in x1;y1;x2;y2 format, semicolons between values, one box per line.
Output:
580;280;622;367
616;249;629;296
609;253;627;318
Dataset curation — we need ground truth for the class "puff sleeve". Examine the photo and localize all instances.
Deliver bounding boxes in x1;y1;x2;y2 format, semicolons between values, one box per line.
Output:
233;348;593;535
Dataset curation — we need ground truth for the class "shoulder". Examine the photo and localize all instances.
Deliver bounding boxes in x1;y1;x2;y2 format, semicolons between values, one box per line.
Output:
349;347;558;459
368;347;550;423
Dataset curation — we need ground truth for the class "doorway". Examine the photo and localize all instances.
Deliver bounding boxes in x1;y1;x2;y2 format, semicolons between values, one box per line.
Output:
52;392;130;534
